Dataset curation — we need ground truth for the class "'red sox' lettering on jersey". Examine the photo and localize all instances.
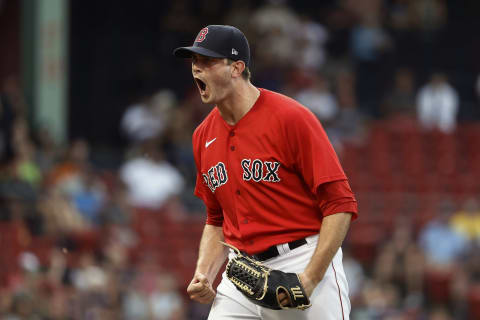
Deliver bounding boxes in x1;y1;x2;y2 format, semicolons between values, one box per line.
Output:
202;162;228;192
241;159;281;182
193;89;357;254
203;159;281;193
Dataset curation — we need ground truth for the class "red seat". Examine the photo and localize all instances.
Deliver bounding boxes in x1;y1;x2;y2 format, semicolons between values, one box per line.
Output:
27;236;54;266
467;284;480;320
346;221;385;268
424;269;453;304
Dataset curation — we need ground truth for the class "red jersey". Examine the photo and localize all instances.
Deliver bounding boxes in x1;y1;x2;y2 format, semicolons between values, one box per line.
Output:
193;88;357;254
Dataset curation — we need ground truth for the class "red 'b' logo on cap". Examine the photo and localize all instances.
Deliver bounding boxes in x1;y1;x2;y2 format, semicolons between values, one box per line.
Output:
195;27;208;42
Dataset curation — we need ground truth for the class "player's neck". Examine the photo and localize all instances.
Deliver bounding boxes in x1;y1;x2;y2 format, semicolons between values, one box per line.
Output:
217;81;260;126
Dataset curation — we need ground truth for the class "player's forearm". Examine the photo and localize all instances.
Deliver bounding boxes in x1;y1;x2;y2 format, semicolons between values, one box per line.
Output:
303;212;352;285
196;224;229;283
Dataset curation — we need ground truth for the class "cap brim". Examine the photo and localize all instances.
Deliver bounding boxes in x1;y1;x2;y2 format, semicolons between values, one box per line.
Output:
173;46;226;59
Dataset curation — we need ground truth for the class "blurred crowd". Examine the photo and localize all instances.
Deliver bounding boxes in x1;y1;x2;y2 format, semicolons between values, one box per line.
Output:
1;0;480;319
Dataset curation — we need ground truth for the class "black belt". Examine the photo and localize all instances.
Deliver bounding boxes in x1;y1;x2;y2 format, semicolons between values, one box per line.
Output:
251;238;308;261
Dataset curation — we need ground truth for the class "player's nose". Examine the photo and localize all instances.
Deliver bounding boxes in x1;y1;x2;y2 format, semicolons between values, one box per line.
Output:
192;62;201;75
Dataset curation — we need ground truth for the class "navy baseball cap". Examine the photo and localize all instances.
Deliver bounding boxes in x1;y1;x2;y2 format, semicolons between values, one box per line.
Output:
173;25;250;67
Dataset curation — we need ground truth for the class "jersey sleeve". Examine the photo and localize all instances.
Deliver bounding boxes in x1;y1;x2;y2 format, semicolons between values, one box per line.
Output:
316;179;358;220
284;106;347;194
192;129;223;226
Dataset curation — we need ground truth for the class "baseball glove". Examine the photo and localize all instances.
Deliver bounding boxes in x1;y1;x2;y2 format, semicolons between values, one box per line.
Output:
221;241;311;310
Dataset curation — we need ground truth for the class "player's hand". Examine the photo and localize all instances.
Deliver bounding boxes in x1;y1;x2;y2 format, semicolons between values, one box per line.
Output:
298;272;315;298
278;272;315;307
187;273;216;304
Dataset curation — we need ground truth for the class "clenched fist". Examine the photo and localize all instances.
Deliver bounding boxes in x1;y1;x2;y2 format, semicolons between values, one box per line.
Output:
187;273;216;304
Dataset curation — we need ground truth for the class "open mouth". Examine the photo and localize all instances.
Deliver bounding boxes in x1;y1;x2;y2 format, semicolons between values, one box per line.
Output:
194;78;207;94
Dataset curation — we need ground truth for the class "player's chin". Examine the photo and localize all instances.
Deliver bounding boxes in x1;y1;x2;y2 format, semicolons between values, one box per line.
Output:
199;92;213;103
199;94;209;103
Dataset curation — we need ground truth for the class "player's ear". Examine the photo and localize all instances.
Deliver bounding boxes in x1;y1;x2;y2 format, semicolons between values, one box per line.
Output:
231;60;245;79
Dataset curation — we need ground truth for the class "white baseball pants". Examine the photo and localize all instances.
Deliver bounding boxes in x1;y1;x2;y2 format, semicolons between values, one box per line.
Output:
208;235;350;320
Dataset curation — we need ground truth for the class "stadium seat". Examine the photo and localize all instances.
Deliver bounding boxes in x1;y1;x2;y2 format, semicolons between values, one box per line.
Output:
467;284;480;320
424;269;453;305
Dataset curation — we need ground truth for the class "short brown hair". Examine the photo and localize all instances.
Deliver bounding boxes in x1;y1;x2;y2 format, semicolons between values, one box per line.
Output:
227;59;251;81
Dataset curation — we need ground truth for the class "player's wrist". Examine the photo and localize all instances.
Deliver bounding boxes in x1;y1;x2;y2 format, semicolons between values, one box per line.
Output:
301;270;322;289
195;269;216;285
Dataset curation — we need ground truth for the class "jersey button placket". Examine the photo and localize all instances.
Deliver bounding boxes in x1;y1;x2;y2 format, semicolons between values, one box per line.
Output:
229;130;235;151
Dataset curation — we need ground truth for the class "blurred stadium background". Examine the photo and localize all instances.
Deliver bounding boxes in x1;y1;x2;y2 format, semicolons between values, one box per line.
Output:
1;0;480;319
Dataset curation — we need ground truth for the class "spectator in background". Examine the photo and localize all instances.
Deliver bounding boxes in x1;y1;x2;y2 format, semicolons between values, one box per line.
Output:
3;292;37;320
249;0;300;90
3;118;42;190
416;72;459;133
419;200;469;306
12;139;41;189
373;217;424;306
426;306;454;320
381;67;416;118
163;103;206;214
351;279;404;319
410;0;447;40
327;68;366;151
0;75;30;172
149;273;185;320
44;138;92;196
120;139;185;211
419;201;468;269
342;247;365;304
32;127;57;175
123;256;185;320
250;0;300;66
350;12;393;116
295;73;339;126
121;89;176;145
71;252;107;293
1;75;27;117
324;1;356;63
71;170;107;226
37;186;89;235
350;14;392;63
100;180;132;226
39;138;107;233
164;103;197;185
449;197;480;242
0;75;29;171
71;252;122;319
123;276;150;320
294;15;329;72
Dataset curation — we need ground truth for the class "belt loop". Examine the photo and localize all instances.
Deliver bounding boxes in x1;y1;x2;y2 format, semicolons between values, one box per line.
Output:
277;243;288;255
305;234;318;245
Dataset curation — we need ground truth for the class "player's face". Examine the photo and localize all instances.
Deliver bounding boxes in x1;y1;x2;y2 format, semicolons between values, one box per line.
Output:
191;54;232;104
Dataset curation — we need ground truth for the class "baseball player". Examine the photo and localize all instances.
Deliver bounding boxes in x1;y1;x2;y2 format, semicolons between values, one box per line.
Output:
174;25;358;319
